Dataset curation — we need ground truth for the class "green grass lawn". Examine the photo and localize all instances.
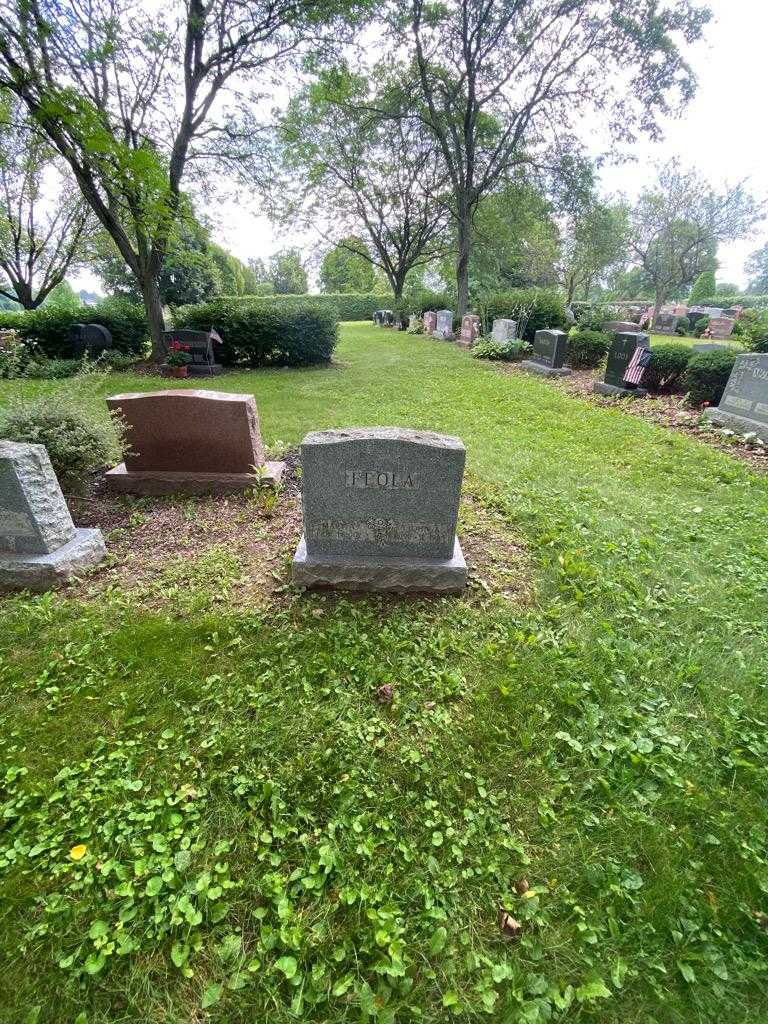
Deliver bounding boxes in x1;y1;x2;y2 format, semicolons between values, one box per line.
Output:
1;323;767;1024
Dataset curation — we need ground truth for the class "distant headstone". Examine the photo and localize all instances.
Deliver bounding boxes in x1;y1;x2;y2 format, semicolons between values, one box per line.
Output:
162;329;222;376
423;311;437;335
707;316;735;340
105;389;284;495
433;309;455;340
372;310;385;326
408;314;419;331
603;320;639;334
593;332;650;397
693;342;730;352
292;427;467;593
70;323;113;359
654;312;679;335
703;353;768;442
520;329;571;378
491;319;517;343
0;441;106;591
458;313;480;348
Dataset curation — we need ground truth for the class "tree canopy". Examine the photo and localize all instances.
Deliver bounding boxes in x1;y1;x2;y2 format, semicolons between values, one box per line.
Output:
320;237;377;293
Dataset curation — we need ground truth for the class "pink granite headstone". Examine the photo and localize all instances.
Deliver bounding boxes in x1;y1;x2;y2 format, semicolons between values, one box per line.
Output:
423;311;437;334
105;389;284;494
459;314;480;348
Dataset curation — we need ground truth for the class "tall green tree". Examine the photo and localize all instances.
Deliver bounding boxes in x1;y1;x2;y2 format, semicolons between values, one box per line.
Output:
389;0;712;315
269;249;308;294
279;69;449;300
0;94;93;309
0;0;361;357
745;243;768;294
559;202;628;304
689;270;716;304
627;162;762;318
320;237;377;293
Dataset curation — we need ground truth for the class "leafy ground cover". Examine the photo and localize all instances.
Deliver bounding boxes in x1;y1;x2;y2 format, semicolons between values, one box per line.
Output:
1;324;767;1024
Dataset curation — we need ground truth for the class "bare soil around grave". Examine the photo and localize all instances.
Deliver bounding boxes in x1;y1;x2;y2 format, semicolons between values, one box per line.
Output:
65;452;533;611
494;362;768;473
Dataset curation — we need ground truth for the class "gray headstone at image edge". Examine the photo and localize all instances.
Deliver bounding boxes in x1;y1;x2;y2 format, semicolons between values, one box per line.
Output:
292;427;467;592
433;309;454;339
0;441;106;591
703;353;768;442
0;441;76;555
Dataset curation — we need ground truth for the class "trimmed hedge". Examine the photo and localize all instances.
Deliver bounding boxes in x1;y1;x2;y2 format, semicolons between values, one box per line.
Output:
174;299;337;367
684;349;738;406
0;298;148;358
645;343;692;392
694;294;768;310
568;329;610;369
213;293;396;322
477;289;567;342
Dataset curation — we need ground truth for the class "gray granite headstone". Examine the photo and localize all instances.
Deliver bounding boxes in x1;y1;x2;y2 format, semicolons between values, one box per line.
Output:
593;332;650;397
654;312;678;334
521;329;571;378
603;320;639;334
433;310;455;340
0;441;106;591
703;353;768;442
491;319;517;343
292;427;467;593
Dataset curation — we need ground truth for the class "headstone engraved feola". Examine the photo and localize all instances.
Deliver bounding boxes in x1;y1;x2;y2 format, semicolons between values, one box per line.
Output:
491;319;517;343
0;441;106;591
703;352;768;442
433;309;455;340
520;329;571;377
593;332;650;398
105;389;284;495
292;427;467;593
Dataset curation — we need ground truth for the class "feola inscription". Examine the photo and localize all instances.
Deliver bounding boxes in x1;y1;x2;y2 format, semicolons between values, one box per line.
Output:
299;427;465;560
717;353;768;427
345;469;417;489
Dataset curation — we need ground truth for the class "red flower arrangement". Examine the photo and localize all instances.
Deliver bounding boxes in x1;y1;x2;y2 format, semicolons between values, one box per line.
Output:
166;340;192;367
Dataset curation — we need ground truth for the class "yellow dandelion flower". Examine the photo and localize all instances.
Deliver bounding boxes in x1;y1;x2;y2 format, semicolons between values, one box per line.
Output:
69;844;87;861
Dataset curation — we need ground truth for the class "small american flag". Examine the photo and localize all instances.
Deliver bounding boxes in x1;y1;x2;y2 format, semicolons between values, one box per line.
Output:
623;345;652;386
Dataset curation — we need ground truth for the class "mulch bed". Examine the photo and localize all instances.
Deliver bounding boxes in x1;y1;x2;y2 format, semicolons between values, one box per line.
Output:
496;362;768;473
64;453;533;611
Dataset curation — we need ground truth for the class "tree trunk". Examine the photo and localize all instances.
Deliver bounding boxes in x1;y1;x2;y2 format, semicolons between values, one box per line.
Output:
456;210;471;317
140;273;166;362
653;290;665;327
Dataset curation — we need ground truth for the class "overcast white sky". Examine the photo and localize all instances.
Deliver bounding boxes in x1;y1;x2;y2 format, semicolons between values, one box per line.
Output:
74;0;767;295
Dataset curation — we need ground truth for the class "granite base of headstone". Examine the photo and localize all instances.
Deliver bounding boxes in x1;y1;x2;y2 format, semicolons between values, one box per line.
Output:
520;329;571;378
0;441;106;592
592;332;650;398
703;353;768;442
105;389;285;495
432;309;455;341
292;427;467;594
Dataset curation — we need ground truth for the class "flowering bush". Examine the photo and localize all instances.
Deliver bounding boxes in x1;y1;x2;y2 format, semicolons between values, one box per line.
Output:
165;340;192;367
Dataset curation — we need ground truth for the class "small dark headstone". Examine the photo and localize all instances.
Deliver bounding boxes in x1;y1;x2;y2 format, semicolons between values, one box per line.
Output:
520;330;571;378
654;312;678;335
703;353;768;441
70;323;112;359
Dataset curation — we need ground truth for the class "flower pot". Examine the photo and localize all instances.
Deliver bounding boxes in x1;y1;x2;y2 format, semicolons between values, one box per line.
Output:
170;365;189;378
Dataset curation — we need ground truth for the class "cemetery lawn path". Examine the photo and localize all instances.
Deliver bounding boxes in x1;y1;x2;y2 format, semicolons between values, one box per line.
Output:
0;323;767;1024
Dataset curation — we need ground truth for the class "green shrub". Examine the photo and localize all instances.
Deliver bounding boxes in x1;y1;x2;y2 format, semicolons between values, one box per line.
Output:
684;349;738;407
0;297;148;358
0;329;26;378
0;376;126;491
645;343;692;392
571;302;621;332
567;329;610;369
689;270;716;305
478;289;567;341
24;358;83;379
692;317;710;338
733;309;768;352
471;338;529;361
174;299;337;367
212;292;396;322
94;349;141;371
693;294;768;309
